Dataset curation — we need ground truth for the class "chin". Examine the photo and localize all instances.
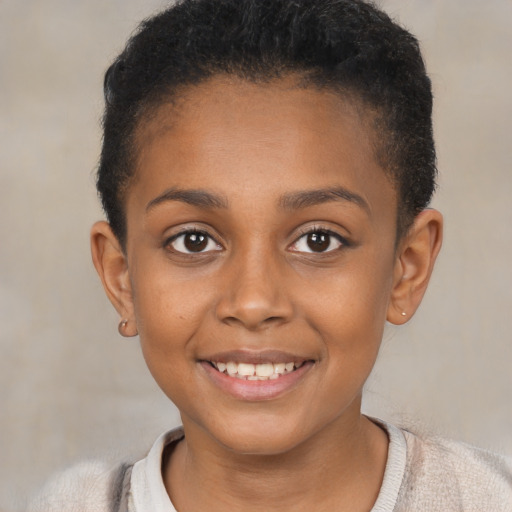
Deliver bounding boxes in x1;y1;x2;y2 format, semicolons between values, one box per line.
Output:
205;414;316;456
223;432;302;456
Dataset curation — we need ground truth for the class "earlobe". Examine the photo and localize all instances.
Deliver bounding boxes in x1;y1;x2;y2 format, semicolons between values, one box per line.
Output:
90;221;138;336
387;209;443;325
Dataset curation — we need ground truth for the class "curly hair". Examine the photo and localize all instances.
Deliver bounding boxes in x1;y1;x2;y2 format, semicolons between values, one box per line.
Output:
97;0;436;246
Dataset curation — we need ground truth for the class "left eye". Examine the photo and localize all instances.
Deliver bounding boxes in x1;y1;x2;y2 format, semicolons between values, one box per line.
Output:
290;230;344;253
167;231;221;254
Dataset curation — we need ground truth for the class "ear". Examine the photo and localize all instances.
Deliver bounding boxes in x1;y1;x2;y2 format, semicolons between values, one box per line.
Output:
90;221;138;336
387;209;443;325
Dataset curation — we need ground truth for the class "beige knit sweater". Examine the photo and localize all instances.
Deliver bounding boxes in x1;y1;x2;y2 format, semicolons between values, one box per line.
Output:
29;421;512;512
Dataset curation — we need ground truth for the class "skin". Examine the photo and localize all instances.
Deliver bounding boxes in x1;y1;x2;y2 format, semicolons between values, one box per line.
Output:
91;76;442;511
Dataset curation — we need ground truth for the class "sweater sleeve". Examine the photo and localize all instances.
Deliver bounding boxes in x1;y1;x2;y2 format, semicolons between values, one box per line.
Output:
28;460;121;512
398;431;512;511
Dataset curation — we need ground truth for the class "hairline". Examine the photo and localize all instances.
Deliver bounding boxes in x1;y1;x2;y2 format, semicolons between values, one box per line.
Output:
116;72;411;249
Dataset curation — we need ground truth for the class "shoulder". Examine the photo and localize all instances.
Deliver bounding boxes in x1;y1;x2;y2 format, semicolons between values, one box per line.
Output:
398;427;512;511
27;427;184;512
27;459;130;512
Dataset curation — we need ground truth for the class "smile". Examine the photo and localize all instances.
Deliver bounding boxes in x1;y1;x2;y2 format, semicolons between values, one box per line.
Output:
211;361;303;381
200;354;314;400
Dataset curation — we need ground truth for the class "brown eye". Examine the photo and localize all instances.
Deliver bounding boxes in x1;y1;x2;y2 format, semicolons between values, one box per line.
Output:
184;232;208;252
307;232;331;252
167;230;221;254
290;229;345;254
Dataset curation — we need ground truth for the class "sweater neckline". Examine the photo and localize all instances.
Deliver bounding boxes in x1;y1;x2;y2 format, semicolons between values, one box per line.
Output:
130;418;407;512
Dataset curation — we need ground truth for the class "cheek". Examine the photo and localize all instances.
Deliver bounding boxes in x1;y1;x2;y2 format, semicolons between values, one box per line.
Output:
130;259;215;362
299;256;395;395
321;268;393;387
132;278;213;402
305;259;393;337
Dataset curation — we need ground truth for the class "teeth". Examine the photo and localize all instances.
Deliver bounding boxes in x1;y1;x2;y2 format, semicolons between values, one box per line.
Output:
274;363;286;374
255;363;274;377
226;361;238;376
212;361;301;380
238;363;256;376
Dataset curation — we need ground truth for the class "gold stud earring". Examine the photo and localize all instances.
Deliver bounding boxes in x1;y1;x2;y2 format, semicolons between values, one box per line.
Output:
118;318;138;337
118;319;128;336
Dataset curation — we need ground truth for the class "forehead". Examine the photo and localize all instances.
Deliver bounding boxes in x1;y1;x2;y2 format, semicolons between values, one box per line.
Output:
137;75;377;164
130;76;395;220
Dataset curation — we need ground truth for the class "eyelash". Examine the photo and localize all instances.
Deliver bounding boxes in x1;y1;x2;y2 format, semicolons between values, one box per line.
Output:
165;229;222;255
289;227;349;254
164;226;349;256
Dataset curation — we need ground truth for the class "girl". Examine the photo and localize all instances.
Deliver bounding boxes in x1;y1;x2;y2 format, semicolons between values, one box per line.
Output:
31;0;512;510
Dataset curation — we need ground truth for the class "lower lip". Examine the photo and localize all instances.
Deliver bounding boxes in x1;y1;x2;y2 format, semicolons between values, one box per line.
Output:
199;361;314;401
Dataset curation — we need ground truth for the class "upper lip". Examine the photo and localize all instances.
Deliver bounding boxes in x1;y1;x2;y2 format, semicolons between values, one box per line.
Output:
199;349;314;365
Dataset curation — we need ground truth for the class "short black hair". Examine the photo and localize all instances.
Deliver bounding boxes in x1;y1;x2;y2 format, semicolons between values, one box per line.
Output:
97;0;436;246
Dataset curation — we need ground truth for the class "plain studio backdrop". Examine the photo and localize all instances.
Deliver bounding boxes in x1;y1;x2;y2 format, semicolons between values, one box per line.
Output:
1;0;511;510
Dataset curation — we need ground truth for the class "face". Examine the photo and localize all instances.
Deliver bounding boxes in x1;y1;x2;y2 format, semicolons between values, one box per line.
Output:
122;77;400;454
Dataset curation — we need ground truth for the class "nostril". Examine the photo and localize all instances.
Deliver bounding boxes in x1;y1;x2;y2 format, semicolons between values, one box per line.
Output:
219;311;290;330
264;316;284;324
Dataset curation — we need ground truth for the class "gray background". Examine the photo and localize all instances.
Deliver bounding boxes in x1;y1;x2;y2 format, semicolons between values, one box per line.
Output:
1;1;511;510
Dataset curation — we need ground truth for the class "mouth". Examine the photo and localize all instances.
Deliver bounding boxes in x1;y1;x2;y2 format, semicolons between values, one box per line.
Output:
198;351;315;400
208;361;305;381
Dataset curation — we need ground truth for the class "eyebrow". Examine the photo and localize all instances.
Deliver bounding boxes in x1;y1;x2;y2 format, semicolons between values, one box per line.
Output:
145;185;369;215
145;188;229;212
279;187;370;214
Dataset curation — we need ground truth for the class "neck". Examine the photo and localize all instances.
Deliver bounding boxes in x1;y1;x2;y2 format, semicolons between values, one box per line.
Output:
164;410;388;512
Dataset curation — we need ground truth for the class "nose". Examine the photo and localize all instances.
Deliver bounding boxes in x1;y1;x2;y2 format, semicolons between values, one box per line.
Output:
215;247;294;331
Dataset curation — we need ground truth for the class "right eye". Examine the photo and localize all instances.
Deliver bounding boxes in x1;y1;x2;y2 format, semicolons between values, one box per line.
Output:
166;230;222;254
